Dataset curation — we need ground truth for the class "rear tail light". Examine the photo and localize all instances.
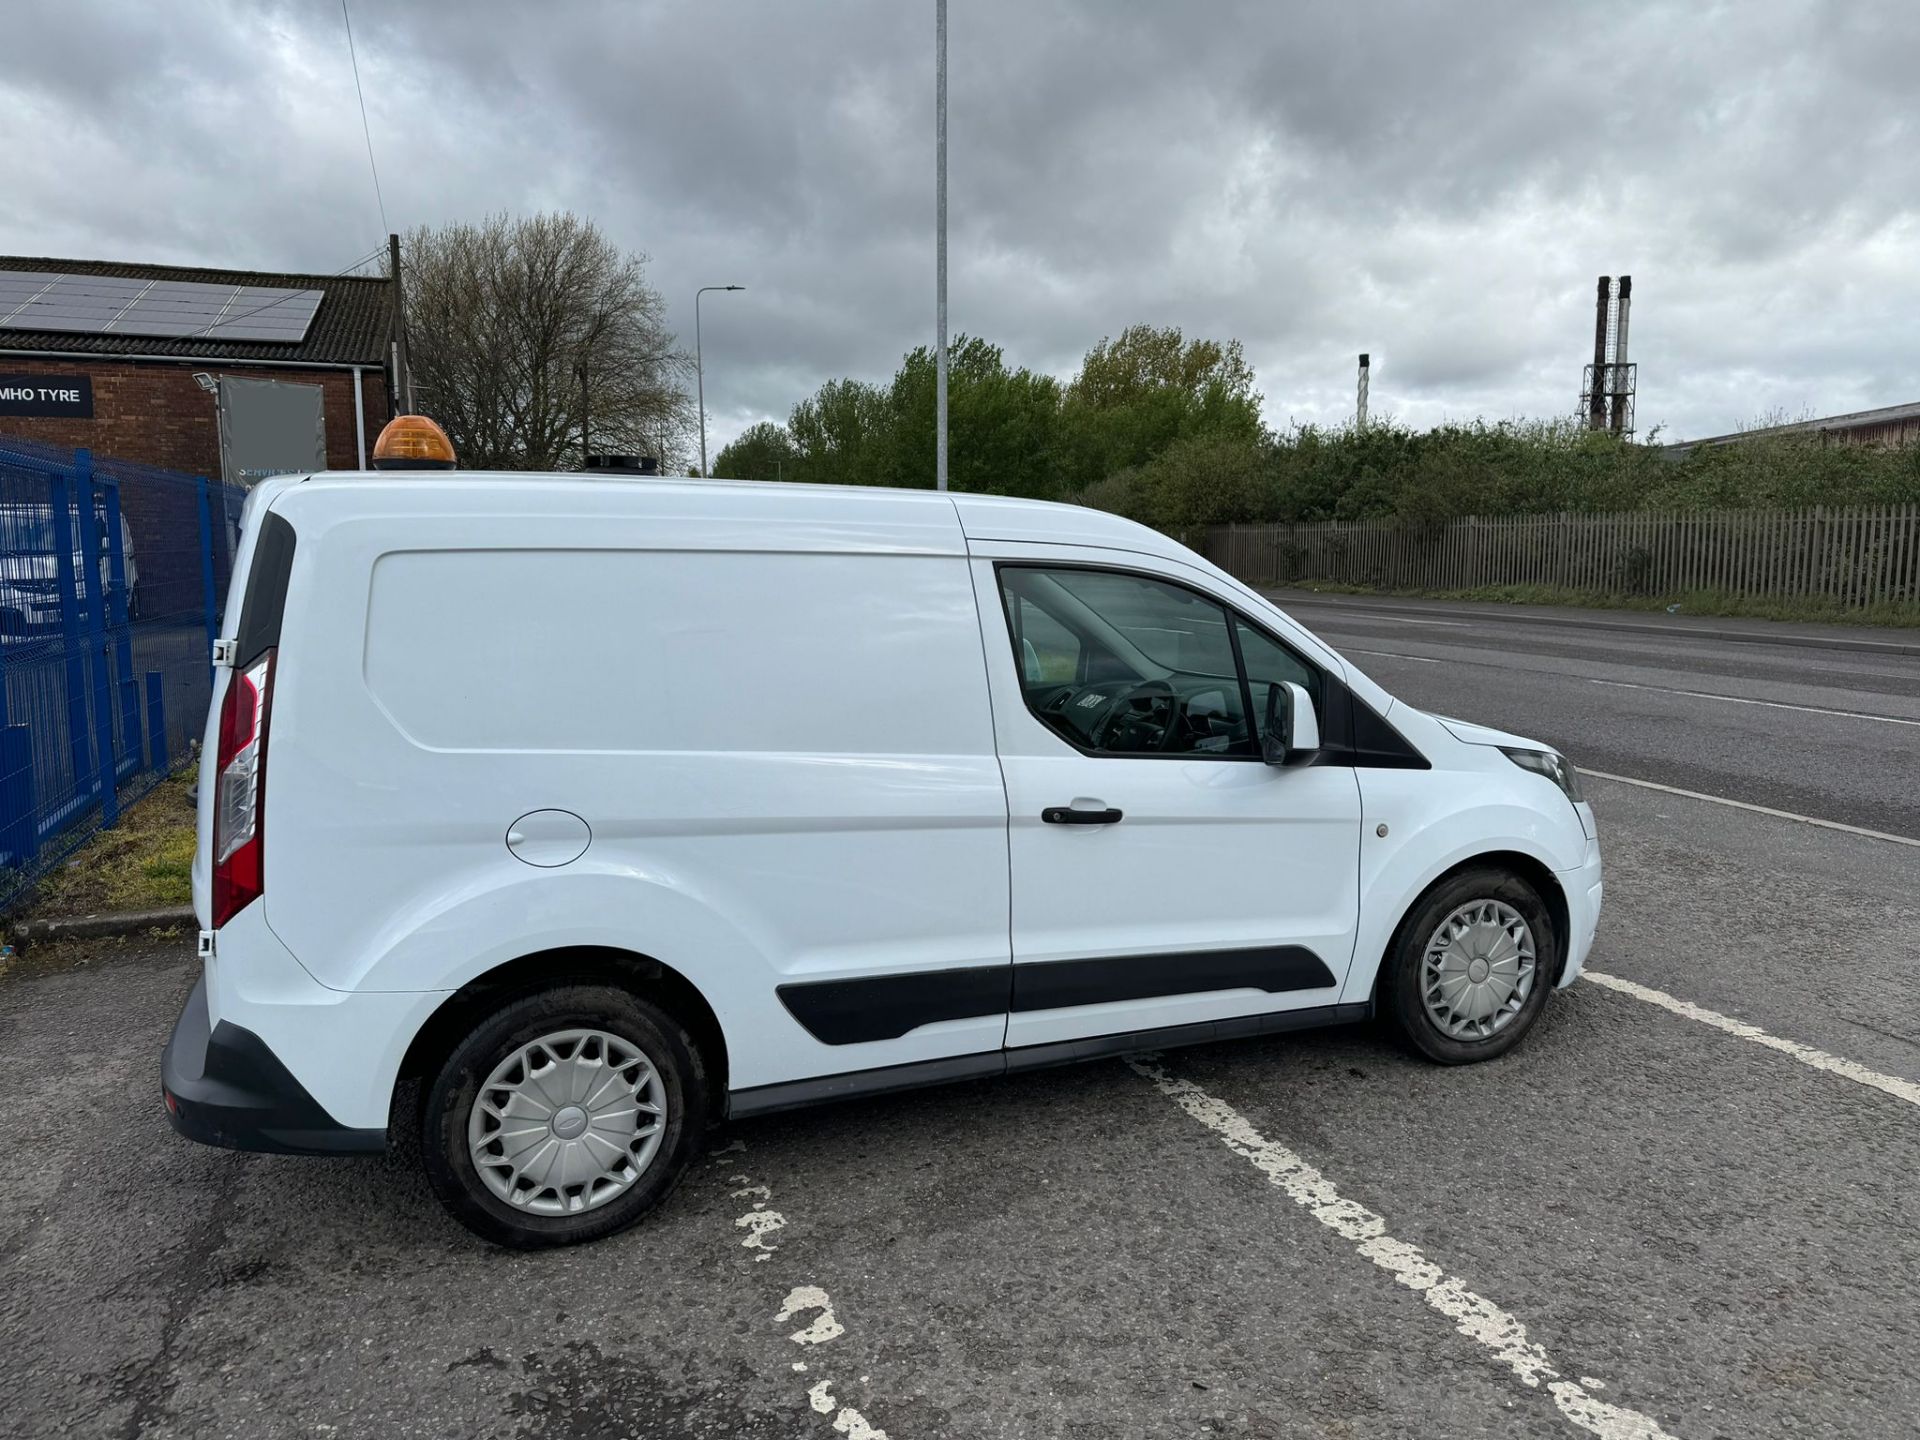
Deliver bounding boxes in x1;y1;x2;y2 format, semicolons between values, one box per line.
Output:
210;649;275;928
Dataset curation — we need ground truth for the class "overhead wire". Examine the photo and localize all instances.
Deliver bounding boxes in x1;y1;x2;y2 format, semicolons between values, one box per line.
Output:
340;0;390;240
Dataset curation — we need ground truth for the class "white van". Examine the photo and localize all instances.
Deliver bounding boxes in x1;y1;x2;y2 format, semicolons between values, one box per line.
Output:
162;470;1602;1248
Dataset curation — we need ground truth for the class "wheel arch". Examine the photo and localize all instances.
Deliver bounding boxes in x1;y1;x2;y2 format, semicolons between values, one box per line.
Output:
392;946;730;1126
1369;848;1573;1003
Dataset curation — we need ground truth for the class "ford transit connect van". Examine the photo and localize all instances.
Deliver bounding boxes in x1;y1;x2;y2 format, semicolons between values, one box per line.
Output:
162;469;1602;1248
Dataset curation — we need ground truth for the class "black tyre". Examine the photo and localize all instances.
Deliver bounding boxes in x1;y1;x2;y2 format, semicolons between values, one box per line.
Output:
421;984;708;1248
1381;866;1559;1065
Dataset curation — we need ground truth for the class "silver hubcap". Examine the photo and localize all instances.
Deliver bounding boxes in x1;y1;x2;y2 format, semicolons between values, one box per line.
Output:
467;1028;667;1216
1421;899;1537;1041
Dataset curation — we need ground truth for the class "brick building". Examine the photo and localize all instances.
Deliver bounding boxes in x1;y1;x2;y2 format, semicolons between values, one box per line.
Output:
0;255;395;478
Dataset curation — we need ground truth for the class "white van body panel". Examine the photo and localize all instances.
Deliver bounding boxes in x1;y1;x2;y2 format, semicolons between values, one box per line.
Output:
182;473;1602;1138
253;478;1012;1093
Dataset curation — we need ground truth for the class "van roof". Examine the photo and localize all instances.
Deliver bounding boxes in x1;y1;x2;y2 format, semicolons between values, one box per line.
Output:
260;469;1197;564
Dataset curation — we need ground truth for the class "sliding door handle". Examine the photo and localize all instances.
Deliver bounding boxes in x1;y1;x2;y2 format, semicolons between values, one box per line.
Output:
1042;806;1124;825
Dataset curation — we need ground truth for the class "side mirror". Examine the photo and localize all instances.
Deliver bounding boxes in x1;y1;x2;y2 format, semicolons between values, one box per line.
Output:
1261;681;1321;766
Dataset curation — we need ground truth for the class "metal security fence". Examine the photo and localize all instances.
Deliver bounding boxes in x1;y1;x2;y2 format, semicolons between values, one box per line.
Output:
0;436;245;906
1204;505;1920;611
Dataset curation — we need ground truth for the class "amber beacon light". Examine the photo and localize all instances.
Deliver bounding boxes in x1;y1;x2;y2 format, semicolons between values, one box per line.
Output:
371;415;458;470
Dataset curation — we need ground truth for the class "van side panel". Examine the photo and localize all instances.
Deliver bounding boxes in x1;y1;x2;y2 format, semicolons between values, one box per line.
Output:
259;484;1012;1093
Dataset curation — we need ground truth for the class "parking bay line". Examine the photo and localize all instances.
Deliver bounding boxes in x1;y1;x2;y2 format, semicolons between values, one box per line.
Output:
1578;772;1920;1103
1128;1055;1678;1440
1583;972;1920;1111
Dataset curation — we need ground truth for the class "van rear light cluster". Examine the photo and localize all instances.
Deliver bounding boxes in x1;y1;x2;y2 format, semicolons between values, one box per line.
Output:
211;649;275;928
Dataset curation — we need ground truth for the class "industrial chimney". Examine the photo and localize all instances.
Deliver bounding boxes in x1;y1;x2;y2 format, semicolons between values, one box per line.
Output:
1608;276;1633;436
1580;275;1638;439
1587;276;1611;431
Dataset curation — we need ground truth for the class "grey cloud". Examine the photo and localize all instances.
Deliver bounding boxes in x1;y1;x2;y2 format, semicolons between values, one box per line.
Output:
3;1;1916;453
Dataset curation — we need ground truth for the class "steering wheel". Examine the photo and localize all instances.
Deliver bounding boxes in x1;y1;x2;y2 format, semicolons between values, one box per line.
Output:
1089;679;1182;752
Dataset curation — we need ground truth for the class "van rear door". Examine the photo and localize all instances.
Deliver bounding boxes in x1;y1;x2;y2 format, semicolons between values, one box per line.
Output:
191;477;304;930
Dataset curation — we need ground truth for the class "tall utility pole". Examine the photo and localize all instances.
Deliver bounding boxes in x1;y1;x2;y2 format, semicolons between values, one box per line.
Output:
935;0;949;492
388;232;412;412
695;284;744;477
1356;353;1370;429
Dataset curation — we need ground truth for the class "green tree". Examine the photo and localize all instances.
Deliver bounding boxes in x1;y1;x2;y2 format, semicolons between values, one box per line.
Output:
713;421;799;481
882;336;1064;495
1076;433;1272;536
1060;325;1264;492
787;378;892;487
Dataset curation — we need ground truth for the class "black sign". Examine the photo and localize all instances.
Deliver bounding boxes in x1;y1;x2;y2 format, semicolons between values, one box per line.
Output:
0;375;93;419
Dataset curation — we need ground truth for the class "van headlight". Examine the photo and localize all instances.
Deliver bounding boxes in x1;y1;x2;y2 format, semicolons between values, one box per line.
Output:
1499;747;1584;805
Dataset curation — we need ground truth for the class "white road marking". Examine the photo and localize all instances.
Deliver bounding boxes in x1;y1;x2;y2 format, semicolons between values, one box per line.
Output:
1129;1055;1677;1440
807;1380;889;1439
1586;677;1920;727
1345;647;1439;664
723;1156;896;1438
1290;597;1912;653
1583;972;1920;1110
778;1286;848;1346
732;1178;785;1261
736;1208;786;1259
1581;770;1920;849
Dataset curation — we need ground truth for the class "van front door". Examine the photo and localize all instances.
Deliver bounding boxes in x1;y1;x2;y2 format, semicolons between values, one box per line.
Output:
971;554;1364;1051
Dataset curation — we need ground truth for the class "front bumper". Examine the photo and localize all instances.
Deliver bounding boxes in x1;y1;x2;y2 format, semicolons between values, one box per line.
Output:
1555;835;1604;986
162;975;387;1155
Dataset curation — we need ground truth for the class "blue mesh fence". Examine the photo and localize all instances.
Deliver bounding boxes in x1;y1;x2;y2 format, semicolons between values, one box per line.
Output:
0;435;244;907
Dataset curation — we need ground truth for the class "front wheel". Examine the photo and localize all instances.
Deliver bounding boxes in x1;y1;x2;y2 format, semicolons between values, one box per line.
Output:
420;985;708;1248
1382;867;1559;1064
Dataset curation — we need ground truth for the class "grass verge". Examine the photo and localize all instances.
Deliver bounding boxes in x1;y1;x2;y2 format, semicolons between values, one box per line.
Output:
1280;581;1920;629
14;769;197;921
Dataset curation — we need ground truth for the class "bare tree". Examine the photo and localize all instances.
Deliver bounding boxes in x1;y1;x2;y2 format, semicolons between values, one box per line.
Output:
401;212;695;470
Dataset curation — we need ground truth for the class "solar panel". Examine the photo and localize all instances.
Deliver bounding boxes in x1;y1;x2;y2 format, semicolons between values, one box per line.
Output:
0;272;323;344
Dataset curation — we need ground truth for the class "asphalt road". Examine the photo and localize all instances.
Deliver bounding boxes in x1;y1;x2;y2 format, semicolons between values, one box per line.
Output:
1277;589;1920;841
3;597;1918;1439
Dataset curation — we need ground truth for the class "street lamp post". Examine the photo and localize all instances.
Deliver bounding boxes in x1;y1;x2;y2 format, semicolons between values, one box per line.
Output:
696;284;744;477
935;0;948;492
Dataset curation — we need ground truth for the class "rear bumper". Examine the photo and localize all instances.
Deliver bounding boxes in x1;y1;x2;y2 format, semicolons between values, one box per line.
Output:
162;975;386;1156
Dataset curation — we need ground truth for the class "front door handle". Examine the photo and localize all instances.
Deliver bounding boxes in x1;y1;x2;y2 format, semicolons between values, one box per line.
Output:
1042;806;1124;825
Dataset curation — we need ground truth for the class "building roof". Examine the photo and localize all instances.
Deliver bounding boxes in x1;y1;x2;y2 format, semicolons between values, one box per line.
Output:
0;255;392;366
1669;399;1920;450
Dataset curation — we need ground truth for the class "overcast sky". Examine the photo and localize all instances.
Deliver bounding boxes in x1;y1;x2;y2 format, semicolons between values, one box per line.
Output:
5;1;1916;453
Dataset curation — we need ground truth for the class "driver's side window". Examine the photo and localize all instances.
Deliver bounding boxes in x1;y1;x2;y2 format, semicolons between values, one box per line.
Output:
997;565;1253;758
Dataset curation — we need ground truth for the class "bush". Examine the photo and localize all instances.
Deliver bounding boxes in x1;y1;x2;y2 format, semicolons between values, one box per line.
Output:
1075;418;1920;528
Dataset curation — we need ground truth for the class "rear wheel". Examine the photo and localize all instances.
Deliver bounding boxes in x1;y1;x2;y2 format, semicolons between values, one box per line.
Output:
420;984;707;1248
1382;866;1558;1064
